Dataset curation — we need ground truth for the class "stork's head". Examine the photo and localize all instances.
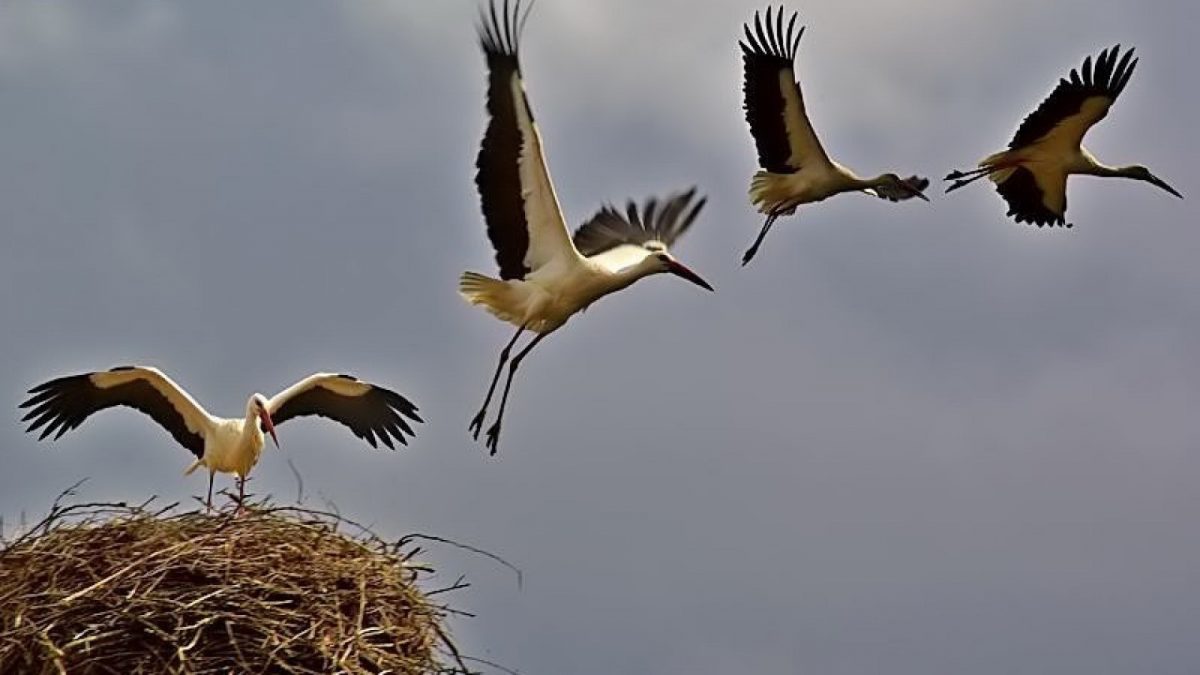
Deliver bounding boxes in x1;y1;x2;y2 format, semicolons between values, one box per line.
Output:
879;173;931;202
646;251;714;292
1123;165;1183;199
248;394;279;448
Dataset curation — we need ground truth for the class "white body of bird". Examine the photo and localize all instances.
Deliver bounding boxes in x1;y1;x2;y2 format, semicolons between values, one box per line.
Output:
460;253;676;334
182;400;269;480
749;160;882;214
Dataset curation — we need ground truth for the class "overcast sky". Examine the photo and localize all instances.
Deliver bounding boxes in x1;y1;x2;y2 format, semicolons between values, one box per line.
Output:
2;1;1199;673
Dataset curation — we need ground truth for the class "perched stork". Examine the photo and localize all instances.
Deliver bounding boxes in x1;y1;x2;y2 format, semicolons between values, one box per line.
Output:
739;6;929;265
20;367;422;512
461;0;712;455
945;45;1182;227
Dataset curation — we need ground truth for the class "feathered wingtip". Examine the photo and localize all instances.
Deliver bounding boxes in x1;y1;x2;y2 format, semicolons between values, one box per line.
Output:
478;0;536;58
19;373;91;441
740;5;805;61
573;187;707;257
1069;44;1137;99
624;186;707;244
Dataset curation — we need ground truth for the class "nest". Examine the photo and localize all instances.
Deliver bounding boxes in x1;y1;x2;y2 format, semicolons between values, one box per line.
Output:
0;495;471;674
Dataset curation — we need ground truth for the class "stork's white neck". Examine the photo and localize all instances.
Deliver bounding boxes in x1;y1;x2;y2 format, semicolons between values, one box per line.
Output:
1074;148;1117;175
604;256;660;293
241;398;264;441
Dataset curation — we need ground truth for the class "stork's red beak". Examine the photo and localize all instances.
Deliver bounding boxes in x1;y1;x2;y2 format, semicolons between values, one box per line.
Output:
259;408;279;448
667;260;714;292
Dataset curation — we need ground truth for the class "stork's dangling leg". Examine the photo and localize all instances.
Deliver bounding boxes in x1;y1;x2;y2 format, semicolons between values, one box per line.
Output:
742;211;782;266
944;166;998;193
470;325;526;440
206;470;215;513
485;331;551;455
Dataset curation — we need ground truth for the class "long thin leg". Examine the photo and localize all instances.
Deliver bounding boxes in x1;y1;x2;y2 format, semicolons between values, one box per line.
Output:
742;211;781;266
236;475;246;516
470;325;526;439
485;331;550;455
206;471;215;513
944;166;996;193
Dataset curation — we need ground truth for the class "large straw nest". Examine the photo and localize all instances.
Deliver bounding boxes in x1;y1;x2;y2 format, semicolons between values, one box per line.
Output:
0;496;470;674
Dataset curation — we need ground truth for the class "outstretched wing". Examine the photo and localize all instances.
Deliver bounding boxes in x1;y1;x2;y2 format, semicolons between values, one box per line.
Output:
995;166;1069;227
20;366;210;458
740;6;830;173
573;188;706;272
267;374;422;450
1009;45;1137;152
475;0;582;280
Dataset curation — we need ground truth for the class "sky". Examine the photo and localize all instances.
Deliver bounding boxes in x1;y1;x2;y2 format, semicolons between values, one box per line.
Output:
2;0;1199;672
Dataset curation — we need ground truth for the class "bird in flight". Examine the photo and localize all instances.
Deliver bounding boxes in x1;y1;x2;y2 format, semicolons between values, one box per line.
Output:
945;44;1182;227
462;0;712;455
739;5;929;265
20;367;422;513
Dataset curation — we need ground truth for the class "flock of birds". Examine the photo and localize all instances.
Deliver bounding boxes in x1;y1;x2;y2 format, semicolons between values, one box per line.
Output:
19;1;1183;513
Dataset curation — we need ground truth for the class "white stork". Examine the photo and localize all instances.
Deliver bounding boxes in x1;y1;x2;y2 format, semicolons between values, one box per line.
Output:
20;367;422;512
945;45;1182;227
739;6;930;265
460;0;713;455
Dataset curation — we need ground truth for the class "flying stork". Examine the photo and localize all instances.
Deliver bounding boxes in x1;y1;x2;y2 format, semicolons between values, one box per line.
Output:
461;0;713;455
739;6;930;265
20;367;422;512
945;45;1182;227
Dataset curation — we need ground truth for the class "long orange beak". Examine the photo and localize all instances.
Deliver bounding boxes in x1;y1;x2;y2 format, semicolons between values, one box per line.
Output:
260;408;279;448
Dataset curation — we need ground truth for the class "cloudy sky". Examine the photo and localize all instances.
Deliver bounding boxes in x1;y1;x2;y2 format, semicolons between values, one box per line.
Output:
2;0;1199;672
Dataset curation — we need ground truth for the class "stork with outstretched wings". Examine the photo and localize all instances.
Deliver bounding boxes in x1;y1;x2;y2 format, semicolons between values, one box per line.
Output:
21;367;421;512
739;5;929;265
945;44;1182;227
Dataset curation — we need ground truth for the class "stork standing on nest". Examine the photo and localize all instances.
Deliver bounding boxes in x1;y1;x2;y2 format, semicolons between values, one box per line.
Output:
20;367;422;512
739;6;930;265
945;45;1182;227
461;0;712;455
